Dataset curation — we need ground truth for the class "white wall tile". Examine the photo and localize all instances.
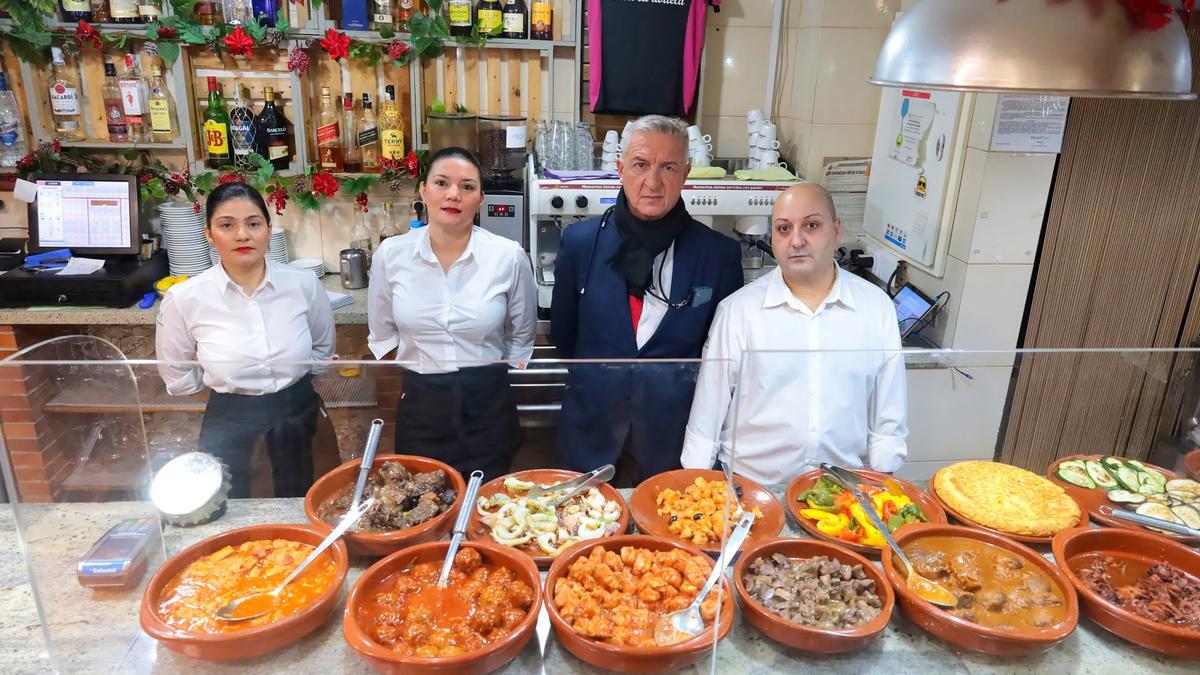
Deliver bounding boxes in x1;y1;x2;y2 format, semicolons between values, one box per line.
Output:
774;28;819;122
812;28;888;125
710;0;777;27
702;26;773;117
820;0;898;28
701;115;751;158
786;0;823;28
776;117;813;175
803;122;875;181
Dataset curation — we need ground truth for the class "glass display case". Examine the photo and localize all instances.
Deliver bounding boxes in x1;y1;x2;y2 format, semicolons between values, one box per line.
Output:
2;342;1199;673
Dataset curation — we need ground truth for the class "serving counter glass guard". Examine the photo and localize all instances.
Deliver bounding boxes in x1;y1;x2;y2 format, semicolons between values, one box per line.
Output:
1;340;1199;673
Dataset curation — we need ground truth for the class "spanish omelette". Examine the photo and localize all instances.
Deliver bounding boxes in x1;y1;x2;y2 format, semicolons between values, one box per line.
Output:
933;461;1081;537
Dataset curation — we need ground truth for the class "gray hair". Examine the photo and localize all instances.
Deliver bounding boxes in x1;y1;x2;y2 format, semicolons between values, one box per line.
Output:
622;115;689;160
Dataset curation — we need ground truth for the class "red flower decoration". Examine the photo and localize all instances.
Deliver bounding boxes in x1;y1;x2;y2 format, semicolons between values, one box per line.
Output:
52;140;62;153
319;28;351;61
223;26;255;57
266;184;289;215
355;191;369;212
380;157;401;172
74;20;102;50
311;172;340;198
193;201;202;214
138;172;152;184
218;173;244;184
401;150;420;177
287;47;311;76
16;153;34;170
156;26;178;40
386;39;411;62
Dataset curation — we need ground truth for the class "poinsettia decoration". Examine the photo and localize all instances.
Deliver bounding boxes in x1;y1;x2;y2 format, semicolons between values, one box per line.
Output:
73;20;102;50
311;172;341;198
223;26;256;57
319;28;351;61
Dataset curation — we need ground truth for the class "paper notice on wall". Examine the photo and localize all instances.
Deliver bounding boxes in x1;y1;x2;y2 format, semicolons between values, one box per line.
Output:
990;95;1069;153
890;91;934;167
822;159;870;232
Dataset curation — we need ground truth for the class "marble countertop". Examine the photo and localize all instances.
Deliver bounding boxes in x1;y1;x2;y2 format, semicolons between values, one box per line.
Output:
1;488;1196;675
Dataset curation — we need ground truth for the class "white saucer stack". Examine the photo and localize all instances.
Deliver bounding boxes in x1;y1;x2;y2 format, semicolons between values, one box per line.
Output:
158;203;212;277
287;258;325;278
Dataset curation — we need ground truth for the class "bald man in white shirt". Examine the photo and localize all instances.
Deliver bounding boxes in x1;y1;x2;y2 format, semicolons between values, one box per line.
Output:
680;183;908;484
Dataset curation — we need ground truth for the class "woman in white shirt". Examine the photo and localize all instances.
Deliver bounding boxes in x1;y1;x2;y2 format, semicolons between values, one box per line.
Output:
156;182;335;497
368;147;536;478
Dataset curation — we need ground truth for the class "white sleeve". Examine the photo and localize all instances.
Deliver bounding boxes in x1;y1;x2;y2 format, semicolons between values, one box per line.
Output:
154;291;205;396
366;246;399;359
503;247;537;366
867;296;908;472
681;301;742;470
306;274;336;362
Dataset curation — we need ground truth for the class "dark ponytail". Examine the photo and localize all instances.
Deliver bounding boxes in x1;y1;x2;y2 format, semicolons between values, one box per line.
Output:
204;182;271;228
424;146;483;185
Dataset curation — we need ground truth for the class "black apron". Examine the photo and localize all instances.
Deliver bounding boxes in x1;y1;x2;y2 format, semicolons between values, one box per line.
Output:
394;364;518;480
198;375;322;498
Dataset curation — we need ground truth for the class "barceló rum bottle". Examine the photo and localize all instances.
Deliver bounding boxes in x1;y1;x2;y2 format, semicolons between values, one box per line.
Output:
255;86;293;170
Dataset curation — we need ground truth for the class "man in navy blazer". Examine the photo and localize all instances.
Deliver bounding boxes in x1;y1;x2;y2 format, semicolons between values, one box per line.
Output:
551;116;743;482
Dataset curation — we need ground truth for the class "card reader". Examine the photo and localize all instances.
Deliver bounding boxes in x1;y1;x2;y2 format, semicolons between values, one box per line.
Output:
76;517;160;588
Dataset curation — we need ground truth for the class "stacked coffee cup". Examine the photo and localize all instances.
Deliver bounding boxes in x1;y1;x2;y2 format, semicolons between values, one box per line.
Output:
687;125;712;167
601;130;620;171
748;109;787;170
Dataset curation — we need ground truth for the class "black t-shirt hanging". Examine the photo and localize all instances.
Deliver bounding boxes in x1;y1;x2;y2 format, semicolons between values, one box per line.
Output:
588;0;708;116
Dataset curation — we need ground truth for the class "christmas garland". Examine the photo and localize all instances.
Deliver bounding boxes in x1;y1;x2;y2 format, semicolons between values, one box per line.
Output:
0;0;488;68
16;141;427;215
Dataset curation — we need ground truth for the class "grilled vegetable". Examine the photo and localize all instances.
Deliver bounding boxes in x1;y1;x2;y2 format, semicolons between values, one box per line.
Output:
1085;461;1117;489
1136;502;1184;534
1114;465;1143;493
1106;490;1146;504
1057;464;1095;489
1171;504;1200;530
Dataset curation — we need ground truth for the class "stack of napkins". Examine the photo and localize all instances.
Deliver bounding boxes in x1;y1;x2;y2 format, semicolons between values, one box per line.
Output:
326;290;354;310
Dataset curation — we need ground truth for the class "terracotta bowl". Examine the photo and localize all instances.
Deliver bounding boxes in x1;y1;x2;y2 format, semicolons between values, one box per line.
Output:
629;469;785;555
1046;455;1200;544
1183;449;1200;482
733;537;894;653
784;468;947;556
1052;527;1200;657
544;534;735;672
304;454;466;557
880;523;1078;655
139;524;349;661
466;468;631;569
343;539;542;675
929;473;1089;545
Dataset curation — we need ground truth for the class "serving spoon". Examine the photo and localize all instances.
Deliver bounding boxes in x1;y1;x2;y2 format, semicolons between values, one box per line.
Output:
438;470;486;587
654;511;756;646
819;463;957;608
216;496;376;622
347;418;385;518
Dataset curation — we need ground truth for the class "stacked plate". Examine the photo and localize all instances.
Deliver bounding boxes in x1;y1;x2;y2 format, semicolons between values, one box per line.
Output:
158;203;212;277
287;258;325;278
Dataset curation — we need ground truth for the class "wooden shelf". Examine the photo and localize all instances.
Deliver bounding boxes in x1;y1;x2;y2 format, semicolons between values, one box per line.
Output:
44;372;378;414
59;140;187;150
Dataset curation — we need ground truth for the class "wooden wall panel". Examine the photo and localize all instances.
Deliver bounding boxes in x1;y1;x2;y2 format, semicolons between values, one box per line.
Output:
1000;26;1200;473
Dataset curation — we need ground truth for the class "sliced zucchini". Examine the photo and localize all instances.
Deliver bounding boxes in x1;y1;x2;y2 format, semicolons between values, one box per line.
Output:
1136;502;1184;534
1115;466;1142;492
1167;490;1196;501
1084;461;1117;490
1127;460;1168;485
1106;489;1146;504
1145;493;1171;504
1059;459;1088;472
1138;483;1162;495
1126;459;1147;471
1173;504;1200;530
1102;457;1126;474
1057;465;1095;489
1165;479;1200;496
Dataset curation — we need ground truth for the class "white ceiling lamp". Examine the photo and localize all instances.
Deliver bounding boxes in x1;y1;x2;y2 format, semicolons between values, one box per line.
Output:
869;0;1195;99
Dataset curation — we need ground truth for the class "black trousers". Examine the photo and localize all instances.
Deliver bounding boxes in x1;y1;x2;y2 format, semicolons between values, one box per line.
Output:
198;376;322;498
394;364;518;481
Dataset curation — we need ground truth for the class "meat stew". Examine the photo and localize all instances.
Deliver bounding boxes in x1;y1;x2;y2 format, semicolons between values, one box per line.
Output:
1078;555;1200;632
318;461;457;532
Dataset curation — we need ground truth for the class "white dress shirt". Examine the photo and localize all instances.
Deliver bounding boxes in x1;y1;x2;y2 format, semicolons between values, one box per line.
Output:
680;265;908;484
367;226;537;374
635;245;674;349
155;261;335;396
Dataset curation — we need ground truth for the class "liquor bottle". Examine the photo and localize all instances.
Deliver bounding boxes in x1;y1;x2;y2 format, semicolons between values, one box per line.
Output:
0;73;28;168
48;47;85;142
379;201;406;241
90;0;111;23
195;1;221;25
109;0;140;23
60;0;92;22
342;93;362;173
229;83;256;166
371;0;394;31
379;85;404;162
358;93;380;172
252;0;278;26
530;0;551;40
138;0;162;22
316;86;343;172
148;65;177;143
351;214;373;255
119;53;150;142
222;0;252;24
255;86;292;170
203;76;232;168
477;0;502;36
102;63;129;142
398;0;416;28
502;0;527;39
447;0;472;37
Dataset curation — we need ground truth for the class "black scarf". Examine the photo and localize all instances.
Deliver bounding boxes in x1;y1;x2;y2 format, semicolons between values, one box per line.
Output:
605;190;691;298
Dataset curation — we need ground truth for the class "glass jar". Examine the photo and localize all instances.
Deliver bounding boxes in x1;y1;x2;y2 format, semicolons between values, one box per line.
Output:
477;115;528;176
426;112;477;156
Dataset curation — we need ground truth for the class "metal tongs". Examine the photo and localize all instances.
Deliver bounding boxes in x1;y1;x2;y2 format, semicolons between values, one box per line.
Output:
1099;505;1200;538
526;464;616;500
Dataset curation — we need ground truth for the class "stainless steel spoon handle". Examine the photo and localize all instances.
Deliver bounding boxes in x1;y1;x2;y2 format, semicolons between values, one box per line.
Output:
438;470;485;587
691;511;755;609
350;419;385;511
1100;505;1200;537
550;464;616;508
820;464;918;572
277;496;375;592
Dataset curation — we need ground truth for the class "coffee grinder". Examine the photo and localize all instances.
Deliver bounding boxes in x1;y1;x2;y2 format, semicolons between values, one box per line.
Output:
476;115;528;247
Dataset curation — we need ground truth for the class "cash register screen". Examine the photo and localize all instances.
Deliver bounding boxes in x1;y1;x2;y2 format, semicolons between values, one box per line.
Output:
29;174;139;255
